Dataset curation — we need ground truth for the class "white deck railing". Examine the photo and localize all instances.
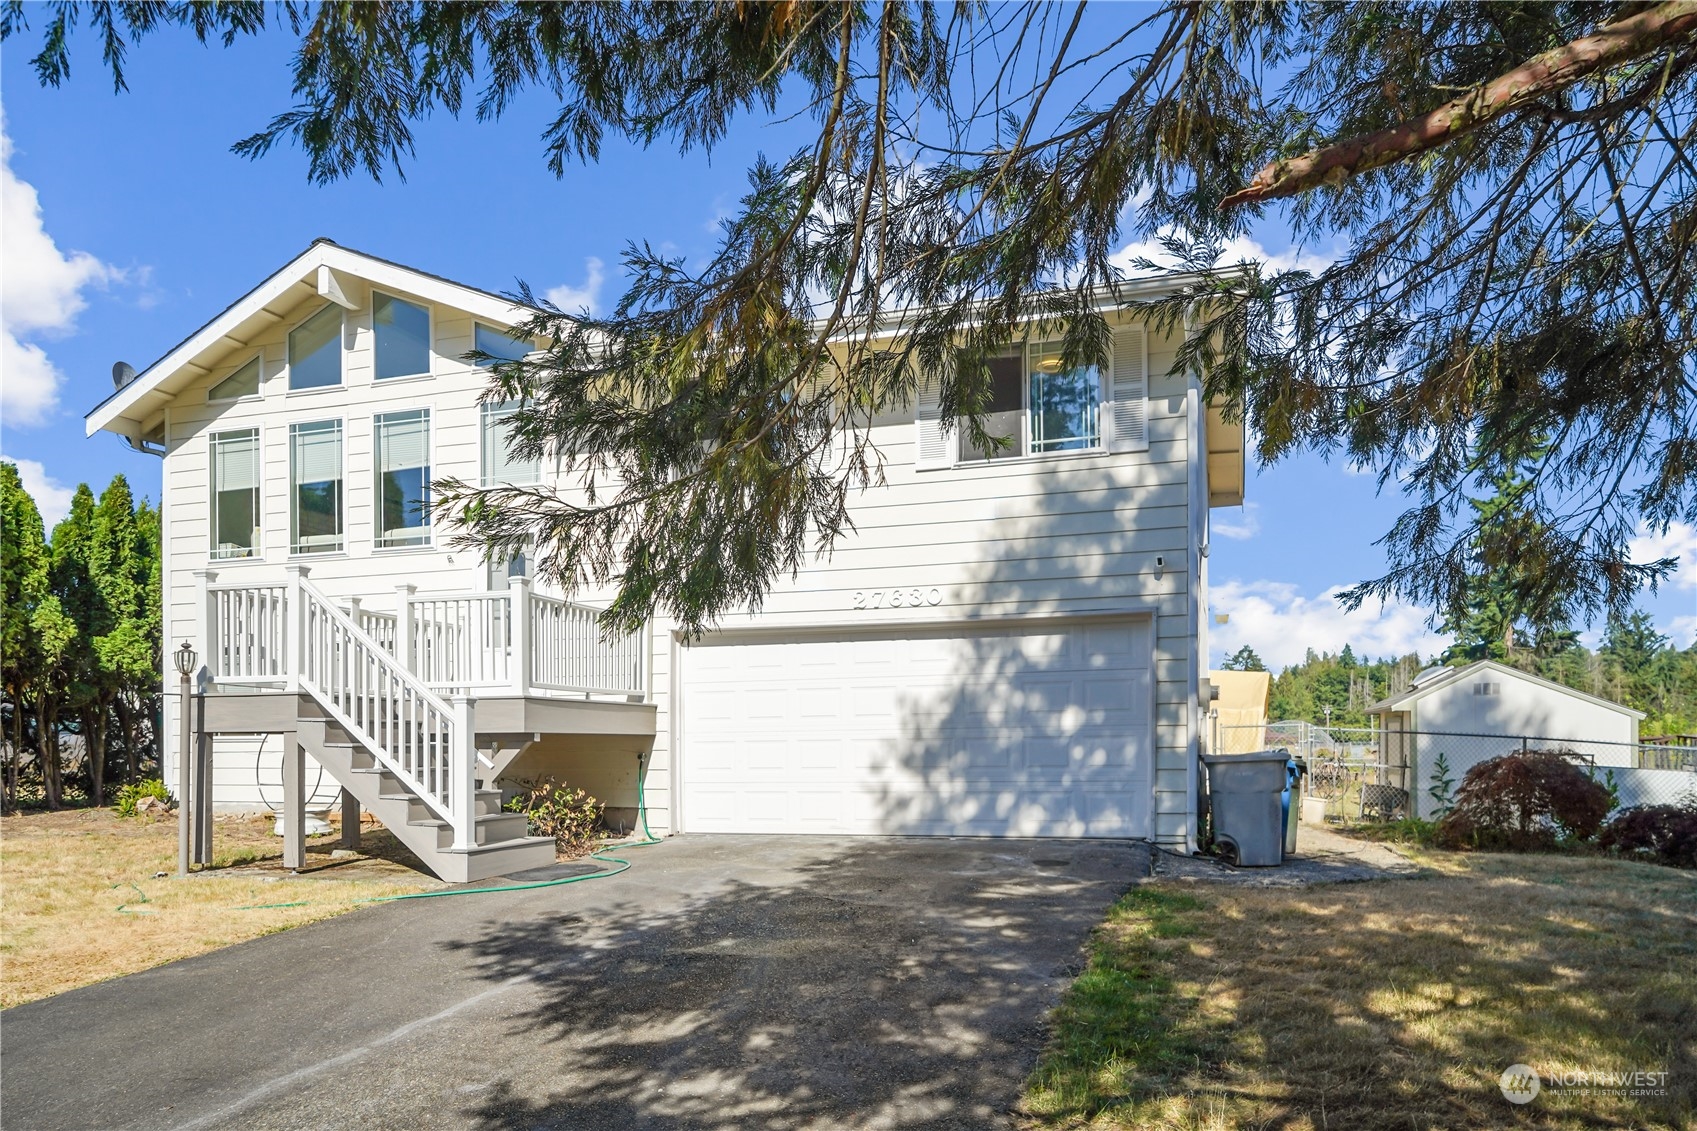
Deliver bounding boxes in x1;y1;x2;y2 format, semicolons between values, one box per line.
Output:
196;570;648;700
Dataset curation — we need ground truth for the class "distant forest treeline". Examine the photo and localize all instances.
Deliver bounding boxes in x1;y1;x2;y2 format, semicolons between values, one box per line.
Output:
1220;614;1697;737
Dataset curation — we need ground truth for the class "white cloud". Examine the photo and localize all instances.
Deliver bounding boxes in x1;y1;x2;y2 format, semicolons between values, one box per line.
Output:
1110;230;1337;279
1668;616;1697;649
1;117;122;426
1211;501;1260;541
544;257;606;316
3;452;75;527
1629;519;1697;591
1209;578;1445;671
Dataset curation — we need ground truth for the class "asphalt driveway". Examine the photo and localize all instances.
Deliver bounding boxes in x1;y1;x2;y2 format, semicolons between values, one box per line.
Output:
1;835;1150;1131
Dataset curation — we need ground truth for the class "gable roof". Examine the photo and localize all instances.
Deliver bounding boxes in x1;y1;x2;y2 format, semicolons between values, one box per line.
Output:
85;239;539;442
1365;659;1645;719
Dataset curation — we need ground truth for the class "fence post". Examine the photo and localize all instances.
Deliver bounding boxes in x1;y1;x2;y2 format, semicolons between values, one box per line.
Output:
509;575;532;696
284;564;309;692
450;695;478;851
394;583;416;675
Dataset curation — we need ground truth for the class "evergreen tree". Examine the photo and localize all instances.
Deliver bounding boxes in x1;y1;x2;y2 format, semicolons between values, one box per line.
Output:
1;464;49;809
1220;646;1266;672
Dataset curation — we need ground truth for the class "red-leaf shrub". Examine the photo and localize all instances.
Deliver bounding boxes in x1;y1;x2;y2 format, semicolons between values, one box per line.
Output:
1435;750;1612;851
1598;805;1697;869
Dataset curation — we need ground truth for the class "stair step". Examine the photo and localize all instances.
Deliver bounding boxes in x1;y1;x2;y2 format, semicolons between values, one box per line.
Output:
408;811;532;849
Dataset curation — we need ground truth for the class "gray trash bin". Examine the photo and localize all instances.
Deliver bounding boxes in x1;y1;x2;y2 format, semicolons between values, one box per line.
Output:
1201;750;1290;866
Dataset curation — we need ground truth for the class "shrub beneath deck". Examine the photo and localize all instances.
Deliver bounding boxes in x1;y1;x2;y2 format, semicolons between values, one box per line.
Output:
504;779;605;858
1435;750;1611;851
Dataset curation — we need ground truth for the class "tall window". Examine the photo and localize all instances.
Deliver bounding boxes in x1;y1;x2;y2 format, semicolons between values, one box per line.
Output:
474;323;531;367
481;401;542;485
289;420;343;554
375;410;431;548
372;292;430;379
1027;341;1100;453
209;356;261;401
958;343;1100;462
288;305;343;390
209;429;260;559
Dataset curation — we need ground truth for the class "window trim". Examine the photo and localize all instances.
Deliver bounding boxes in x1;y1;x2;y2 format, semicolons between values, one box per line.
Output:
207;353;264;403
208;425;263;561
372;408;434;551
288;417;346;556
950;340;1107;467
371;290;434;381
287;303;345;392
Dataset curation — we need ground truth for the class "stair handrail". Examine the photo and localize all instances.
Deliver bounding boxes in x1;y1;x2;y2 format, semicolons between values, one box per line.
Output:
287;567;476;846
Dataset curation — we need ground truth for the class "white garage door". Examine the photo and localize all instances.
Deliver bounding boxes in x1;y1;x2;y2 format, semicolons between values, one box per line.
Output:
679;617;1152;837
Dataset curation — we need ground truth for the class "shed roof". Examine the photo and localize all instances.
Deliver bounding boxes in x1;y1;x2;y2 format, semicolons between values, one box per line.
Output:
1365;659;1645;720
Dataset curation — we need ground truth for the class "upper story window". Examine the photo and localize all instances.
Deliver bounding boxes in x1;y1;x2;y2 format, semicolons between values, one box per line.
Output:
289;304;343;390
373;292;431;380
289;420;344;554
916;324;1146;469
481;401;542;485
474;323;531;367
209;356;261;401
209;428;260;559
374;409;432;548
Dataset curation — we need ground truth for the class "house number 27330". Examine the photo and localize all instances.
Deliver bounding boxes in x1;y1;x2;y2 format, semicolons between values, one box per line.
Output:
852;588;943;609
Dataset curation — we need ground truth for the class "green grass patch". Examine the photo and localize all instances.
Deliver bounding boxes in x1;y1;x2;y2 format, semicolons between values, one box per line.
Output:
1023;888;1220;1121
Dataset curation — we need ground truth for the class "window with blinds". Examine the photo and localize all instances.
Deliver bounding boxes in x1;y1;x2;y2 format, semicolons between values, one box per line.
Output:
210;428;260;558
289;420;344;554
289;304;343;390
375;409;432;548
373;292;431;380
481;402;541;485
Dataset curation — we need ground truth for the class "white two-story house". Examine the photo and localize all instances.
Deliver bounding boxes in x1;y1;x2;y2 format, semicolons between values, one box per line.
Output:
86;240;1245;880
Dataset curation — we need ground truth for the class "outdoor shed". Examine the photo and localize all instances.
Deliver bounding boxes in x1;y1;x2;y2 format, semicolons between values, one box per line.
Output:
1366;659;1646;817
1209;669;1271;754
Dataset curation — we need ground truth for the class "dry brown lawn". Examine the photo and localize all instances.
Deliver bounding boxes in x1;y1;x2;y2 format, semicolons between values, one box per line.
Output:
1;808;436;1008
1023;848;1697;1131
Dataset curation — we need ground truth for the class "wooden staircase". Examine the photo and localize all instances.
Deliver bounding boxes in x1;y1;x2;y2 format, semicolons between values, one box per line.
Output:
294;698;554;882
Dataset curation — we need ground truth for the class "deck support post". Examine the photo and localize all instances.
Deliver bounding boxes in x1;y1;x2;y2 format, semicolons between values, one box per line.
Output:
340;788;361;849
194;692;213;864
450;695;478;851
282;728;305;871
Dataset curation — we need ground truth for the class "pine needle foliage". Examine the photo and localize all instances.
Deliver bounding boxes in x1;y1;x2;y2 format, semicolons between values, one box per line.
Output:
8;2;1695;636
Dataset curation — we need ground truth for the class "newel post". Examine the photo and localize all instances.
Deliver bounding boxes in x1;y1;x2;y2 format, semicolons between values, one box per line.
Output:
395;583;417;675
509;575;532;697
284;564;310;692
193;569;218;680
450;695;478;851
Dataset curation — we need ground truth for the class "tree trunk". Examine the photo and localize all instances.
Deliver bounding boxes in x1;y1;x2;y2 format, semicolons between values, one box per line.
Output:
4;691;20;812
40;701;62;810
85;704;108;808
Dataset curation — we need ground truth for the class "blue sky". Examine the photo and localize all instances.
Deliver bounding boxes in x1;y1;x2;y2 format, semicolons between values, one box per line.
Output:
2;23;1691;668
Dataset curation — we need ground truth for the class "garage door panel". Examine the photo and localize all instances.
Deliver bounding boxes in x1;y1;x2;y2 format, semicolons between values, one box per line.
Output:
681;618;1152;837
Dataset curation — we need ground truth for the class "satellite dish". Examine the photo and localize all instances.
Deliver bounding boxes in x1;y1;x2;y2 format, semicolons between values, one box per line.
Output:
112;361;138;389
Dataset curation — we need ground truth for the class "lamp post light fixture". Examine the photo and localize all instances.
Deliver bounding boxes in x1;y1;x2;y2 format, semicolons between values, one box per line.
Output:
175;641;196;876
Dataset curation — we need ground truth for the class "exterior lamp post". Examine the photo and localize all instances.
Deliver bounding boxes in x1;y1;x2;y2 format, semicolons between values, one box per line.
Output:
174;641;196;877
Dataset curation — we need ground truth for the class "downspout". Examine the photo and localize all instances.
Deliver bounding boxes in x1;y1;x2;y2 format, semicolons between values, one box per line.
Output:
1183;309;1204;856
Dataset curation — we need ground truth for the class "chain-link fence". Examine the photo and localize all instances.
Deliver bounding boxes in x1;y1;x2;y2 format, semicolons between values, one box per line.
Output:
1214;721;1697;823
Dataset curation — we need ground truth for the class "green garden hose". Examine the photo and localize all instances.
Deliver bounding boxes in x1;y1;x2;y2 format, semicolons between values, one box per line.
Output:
360;759;661;903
